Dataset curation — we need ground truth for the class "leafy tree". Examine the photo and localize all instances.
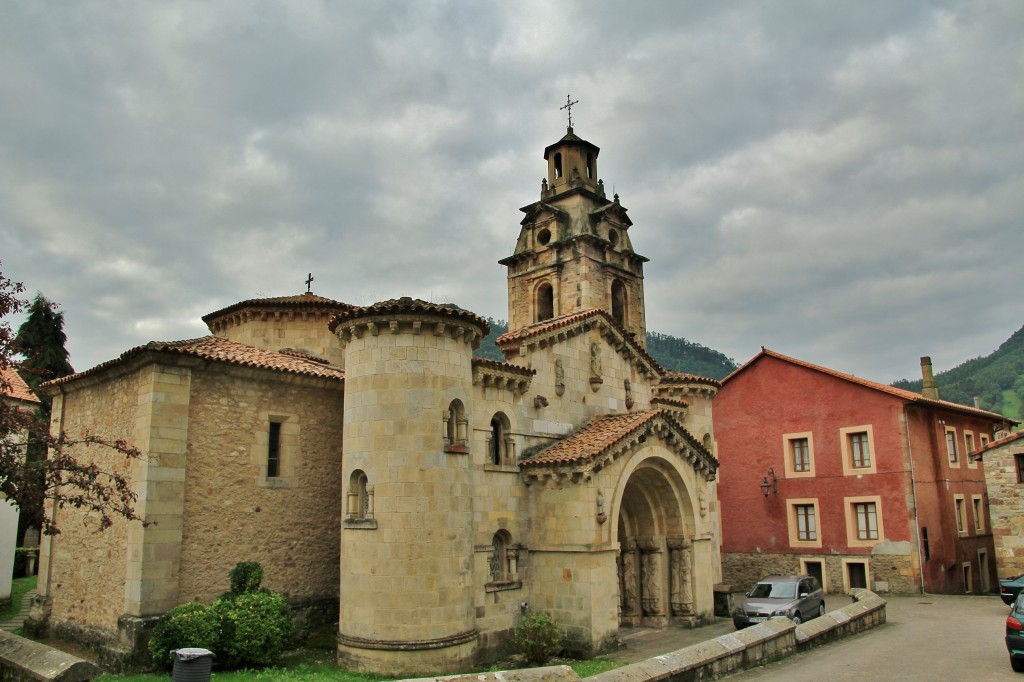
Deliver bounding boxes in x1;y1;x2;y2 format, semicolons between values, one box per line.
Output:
12;294;74;390
1;265;143;535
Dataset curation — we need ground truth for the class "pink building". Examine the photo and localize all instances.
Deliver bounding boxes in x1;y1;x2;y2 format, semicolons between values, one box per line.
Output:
715;349;1014;595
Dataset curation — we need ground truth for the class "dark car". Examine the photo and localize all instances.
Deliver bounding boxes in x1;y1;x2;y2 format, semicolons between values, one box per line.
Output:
733;574;825;629
1006;591;1024;671
1002;575;1024;605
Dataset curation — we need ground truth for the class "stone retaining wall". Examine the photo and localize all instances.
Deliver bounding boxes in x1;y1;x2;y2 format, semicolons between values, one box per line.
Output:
400;591;887;682
0;631;100;681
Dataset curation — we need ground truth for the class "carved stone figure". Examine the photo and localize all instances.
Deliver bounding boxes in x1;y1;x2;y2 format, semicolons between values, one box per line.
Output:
624;378;633;409
621;540;638;615
639;539;661;616
555;358;566;396
590;342;602;378
667;537;693;616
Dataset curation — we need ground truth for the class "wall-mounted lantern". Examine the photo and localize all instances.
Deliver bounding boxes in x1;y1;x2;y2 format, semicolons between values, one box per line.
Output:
760;468;778;497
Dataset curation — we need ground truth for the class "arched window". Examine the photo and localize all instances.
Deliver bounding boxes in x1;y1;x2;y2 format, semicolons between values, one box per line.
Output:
443;399;468;453
347;469;373;520
537;283;554;322
611;279;627;327
553;153;563;180
489;530;516;583
488;412;513;466
586;153;595;179
608;229;619;247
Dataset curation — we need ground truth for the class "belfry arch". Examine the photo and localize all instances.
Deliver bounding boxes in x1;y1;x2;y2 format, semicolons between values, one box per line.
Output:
614;455;698;628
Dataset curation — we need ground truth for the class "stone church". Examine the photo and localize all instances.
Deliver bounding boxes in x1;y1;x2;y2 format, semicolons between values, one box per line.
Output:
30;126;722;675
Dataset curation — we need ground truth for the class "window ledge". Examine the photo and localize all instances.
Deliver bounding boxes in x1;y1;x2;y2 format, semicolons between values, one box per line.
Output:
344;518;378;530
256;477;294;489
444;444;469;455
485;580;522;593
484;463;520;474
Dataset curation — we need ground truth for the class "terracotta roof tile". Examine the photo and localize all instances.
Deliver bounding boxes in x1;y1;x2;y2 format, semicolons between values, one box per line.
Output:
728;348;1014;423
329;297;489;335
1;366;40;404
522;411;660;467
202;292;352;325
660;371;721;388
44;336;344;388
496;309;604;346
972;429;1024;458
496;308;661;375
470;357;536;377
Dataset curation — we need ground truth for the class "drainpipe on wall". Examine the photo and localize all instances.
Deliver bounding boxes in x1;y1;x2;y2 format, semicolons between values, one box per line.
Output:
905;405;927;595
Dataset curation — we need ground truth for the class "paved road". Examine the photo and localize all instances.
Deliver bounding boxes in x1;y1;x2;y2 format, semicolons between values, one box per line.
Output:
727;593;1016;680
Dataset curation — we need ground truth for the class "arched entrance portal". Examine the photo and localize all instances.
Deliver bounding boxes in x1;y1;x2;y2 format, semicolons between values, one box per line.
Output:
615;458;697;628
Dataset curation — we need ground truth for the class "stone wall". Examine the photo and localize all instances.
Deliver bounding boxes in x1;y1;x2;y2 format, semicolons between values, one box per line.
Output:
981;436;1024;578
38;371;139;639
177;367;343;605
722;552;915;594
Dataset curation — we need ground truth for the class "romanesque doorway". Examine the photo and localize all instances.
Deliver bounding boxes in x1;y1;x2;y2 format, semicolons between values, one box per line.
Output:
615;458;696;628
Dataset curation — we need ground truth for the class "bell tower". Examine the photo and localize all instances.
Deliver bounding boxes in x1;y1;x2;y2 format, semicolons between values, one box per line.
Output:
499;121;649;347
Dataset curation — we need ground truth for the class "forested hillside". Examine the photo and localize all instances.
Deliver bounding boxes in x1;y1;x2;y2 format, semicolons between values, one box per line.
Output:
891;324;1024;421
473;318;738;380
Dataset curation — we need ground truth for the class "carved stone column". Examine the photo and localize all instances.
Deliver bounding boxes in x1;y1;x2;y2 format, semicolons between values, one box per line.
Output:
620;539;639;621
667;536;694;616
637;538;662;617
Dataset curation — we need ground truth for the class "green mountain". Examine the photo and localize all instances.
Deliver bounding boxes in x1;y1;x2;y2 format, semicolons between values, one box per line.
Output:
473;318;738;381
891;324;1024;422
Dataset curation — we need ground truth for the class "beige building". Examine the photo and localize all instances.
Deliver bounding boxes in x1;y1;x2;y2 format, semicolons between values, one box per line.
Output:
29;126;722;675
1;366;39;607
973;429;1024;579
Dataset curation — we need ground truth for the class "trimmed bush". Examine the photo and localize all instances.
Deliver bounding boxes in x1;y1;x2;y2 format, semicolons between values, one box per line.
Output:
228;561;265;595
147;602;220;670
511;612;563;666
213;590;294;668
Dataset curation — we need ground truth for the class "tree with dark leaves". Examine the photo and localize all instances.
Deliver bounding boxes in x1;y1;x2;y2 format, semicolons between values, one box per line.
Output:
1;265;143;535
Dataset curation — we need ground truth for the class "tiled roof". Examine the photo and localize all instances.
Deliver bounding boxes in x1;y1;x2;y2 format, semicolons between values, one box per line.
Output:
496;309;604;346
727;348;1015;423
471;357;536;377
496;309;661;375
0;366;40;404
202;292;352;325
329;297;490;335
520;409;718;484
972;429;1024;458
43;336;344;388
661;371;722;388
523;411;660;467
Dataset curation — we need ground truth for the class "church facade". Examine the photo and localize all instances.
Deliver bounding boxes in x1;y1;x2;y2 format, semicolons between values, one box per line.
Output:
30;127;722;675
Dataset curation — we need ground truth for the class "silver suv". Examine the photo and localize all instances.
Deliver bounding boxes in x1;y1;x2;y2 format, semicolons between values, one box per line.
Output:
732;574;825;629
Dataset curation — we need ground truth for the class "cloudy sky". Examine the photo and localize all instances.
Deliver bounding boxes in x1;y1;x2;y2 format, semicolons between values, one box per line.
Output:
2;1;1022;384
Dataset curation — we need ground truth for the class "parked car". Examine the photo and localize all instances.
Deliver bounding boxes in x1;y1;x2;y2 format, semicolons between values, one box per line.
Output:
1005;591;1024;671
1002;575;1024;605
733;574;825;629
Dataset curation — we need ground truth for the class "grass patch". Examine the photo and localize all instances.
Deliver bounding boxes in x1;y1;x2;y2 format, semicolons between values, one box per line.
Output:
0;575;36;622
99;666;390;681
570;659;626;677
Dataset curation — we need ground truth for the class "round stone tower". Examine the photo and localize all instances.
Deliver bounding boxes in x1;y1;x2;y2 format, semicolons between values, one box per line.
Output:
329;298;489;675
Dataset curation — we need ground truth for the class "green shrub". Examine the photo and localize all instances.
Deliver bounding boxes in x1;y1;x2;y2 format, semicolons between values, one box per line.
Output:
147;602;220;670
228;561;265;595
213;590;294;668
511;612;563;666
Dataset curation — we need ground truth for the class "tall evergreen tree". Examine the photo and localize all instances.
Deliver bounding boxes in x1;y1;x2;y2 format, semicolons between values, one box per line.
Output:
12;294;74;390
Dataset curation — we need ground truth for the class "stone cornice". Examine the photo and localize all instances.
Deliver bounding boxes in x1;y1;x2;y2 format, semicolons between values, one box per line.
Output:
471;358;534;396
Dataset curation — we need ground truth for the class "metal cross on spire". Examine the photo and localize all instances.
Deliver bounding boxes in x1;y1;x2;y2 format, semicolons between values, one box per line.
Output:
561;94;579;129
305;273;314;293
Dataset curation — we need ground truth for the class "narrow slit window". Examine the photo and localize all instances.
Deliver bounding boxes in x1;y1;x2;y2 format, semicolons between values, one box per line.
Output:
268;421;282;478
